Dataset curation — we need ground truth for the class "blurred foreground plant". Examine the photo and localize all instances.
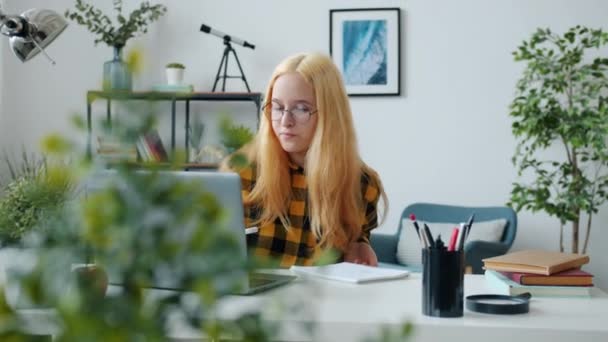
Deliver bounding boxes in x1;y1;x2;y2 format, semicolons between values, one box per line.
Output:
0;99;279;341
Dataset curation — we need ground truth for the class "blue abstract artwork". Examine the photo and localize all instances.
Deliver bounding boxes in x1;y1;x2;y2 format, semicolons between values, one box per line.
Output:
342;20;387;86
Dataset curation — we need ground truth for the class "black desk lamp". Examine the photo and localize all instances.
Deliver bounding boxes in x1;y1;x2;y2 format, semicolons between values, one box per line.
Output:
0;6;67;64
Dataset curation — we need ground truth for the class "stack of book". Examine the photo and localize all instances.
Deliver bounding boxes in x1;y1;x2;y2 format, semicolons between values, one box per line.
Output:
482;250;594;297
97;136;137;162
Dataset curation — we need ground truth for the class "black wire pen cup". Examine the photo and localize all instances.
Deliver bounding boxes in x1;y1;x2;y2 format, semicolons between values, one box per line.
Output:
422;248;464;317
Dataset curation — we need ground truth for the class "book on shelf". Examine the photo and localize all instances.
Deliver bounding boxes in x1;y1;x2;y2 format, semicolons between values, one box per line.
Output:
499;269;594;286
146;130;169;162
482;249;590;275
290;262;409;284
135;130;169;162
484;270;593;297
97;135;137;162
136;137;153;162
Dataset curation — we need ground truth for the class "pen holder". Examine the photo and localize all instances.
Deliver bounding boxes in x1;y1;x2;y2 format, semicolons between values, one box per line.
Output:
422;248;464;317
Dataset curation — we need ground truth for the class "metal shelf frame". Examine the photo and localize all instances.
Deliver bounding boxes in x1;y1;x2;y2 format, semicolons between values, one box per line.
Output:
86;90;262;158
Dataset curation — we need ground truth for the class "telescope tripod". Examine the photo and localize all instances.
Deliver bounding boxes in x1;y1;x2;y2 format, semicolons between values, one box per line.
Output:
212;39;251;92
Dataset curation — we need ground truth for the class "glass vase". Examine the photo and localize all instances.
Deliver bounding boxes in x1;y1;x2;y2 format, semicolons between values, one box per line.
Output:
103;46;132;91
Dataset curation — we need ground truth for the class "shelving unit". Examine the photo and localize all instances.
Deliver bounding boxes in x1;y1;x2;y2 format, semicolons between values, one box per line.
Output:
107;161;220;170
86;90;262;162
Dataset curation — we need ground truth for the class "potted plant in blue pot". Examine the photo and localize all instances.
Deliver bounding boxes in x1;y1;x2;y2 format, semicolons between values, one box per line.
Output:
65;0;167;91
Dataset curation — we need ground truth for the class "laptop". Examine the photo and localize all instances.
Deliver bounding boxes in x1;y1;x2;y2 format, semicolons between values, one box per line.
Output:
84;170;295;295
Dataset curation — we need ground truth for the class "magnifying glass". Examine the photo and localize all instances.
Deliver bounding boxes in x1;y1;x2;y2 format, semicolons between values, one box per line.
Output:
466;292;531;314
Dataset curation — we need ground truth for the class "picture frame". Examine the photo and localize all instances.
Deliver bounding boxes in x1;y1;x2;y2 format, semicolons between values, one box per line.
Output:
329;8;401;96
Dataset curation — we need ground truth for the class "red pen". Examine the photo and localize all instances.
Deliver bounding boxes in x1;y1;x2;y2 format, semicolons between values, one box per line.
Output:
447;227;459;251
409;214;422;241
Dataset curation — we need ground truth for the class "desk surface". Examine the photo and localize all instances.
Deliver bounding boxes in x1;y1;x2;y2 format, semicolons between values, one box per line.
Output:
207;273;608;342
18;273;608;342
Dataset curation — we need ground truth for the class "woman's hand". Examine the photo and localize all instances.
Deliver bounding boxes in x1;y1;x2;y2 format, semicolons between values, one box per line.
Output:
344;242;378;266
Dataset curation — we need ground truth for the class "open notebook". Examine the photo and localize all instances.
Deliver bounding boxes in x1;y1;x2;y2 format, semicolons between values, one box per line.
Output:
291;262;409;284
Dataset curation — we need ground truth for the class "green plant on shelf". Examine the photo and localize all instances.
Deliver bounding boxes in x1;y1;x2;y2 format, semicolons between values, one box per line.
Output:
219;116;254;153
65;0;167;48
166;62;185;69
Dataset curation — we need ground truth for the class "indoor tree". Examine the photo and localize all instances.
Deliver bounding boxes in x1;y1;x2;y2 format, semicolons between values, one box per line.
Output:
509;26;608;254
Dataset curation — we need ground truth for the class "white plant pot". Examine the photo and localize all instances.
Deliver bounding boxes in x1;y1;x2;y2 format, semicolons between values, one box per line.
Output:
166;68;185;85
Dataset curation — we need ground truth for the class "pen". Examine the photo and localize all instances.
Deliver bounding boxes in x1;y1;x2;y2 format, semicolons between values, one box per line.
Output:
455;223;466;251
423;223;435;249
409;214;422;242
447;227;459;251
434;235;445;250
420;229;430;249
464;213;475;241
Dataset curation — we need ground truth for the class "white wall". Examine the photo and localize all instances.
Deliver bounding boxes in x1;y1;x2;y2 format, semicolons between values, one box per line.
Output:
1;0;607;289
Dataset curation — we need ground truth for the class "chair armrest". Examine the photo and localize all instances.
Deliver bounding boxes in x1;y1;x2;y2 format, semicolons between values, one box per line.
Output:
370;233;399;264
464;240;510;274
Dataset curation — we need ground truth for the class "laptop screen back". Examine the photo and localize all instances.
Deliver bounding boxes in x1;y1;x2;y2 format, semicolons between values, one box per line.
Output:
84;170;250;291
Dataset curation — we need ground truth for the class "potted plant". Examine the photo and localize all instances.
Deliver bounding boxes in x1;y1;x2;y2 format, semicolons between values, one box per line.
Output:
508;26;608;254
0;151;73;246
165;62;186;85
65;0;167;90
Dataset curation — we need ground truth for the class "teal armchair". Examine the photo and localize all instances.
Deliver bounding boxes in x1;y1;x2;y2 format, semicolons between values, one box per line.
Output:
370;202;517;274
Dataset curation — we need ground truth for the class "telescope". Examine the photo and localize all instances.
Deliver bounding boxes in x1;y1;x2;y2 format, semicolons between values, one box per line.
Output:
200;24;255;50
200;23;255;92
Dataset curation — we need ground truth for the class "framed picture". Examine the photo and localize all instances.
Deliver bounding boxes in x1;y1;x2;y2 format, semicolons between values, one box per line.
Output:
329;8;401;96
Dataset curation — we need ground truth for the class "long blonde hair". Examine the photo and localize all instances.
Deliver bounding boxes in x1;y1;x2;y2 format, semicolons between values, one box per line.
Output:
241;52;386;251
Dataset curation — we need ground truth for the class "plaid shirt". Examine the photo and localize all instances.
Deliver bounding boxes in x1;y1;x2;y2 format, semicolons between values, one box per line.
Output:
237;162;381;267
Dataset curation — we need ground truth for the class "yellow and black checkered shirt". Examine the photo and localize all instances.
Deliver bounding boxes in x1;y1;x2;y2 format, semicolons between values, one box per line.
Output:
236;162;381;267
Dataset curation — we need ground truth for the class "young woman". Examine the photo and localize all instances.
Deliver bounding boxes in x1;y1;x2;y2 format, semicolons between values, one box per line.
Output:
221;52;387;267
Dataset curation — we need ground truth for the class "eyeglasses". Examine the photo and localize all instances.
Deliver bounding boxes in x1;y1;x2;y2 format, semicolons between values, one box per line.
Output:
265;103;318;124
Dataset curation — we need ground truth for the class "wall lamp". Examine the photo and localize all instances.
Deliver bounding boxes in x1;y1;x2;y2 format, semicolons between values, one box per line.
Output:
0;6;67;64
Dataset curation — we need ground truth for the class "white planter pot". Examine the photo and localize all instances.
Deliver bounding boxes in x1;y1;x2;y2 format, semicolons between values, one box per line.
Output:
166;68;185;85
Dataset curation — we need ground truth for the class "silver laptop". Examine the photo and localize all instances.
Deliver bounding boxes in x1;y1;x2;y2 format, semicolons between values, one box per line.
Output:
84;170;295;295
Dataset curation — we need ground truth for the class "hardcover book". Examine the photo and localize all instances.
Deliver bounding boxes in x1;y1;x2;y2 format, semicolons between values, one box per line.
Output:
482;250;589;275
484;270;593;297
499;269;593;286
144;130;169;162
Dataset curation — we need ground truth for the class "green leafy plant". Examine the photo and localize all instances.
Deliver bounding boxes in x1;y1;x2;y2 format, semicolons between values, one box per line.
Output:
508;26;608;253
65;0;167;48
0;153;74;245
166;62;185;69
219;116;254;152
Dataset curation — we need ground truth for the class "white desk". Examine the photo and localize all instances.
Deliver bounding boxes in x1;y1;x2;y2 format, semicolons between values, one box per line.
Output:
167;273;608;342
17;273;608;342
